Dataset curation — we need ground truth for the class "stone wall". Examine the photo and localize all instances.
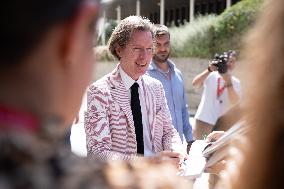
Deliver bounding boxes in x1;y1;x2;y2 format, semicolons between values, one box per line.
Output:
171;58;208;115
93;58;209;115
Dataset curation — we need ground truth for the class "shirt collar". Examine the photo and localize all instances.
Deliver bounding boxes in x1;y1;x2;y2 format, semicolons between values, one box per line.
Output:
148;59;175;71
119;66;142;90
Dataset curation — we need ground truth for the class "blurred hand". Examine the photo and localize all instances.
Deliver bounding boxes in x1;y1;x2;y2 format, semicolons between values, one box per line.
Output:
205;131;225;143
204;131;227;175
157;151;183;169
205;160;226;175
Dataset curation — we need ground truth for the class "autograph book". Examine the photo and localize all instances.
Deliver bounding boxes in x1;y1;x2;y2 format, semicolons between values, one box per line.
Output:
180;122;248;179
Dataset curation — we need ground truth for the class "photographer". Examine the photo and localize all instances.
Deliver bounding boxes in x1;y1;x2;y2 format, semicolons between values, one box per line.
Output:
192;51;241;140
191;51;241;189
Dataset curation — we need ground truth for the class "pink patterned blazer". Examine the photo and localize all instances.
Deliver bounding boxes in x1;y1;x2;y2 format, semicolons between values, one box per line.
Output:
84;65;182;161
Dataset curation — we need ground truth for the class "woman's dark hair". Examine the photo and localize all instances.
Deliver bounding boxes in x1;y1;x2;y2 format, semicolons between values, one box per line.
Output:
0;0;83;66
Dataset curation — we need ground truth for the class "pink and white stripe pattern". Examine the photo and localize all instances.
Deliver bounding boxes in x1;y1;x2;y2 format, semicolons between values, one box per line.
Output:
85;65;181;161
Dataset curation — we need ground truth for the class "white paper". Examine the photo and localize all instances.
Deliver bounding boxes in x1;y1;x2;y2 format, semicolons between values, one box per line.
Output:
178;140;207;179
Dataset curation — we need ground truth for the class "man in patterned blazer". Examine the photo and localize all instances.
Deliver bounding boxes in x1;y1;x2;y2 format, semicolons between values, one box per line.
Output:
85;16;183;166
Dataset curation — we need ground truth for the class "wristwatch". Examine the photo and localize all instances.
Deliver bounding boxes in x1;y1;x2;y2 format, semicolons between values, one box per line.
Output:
187;140;195;152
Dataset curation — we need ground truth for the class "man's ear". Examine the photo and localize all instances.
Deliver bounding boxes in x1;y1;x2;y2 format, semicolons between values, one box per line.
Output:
115;44;122;59
59;1;99;66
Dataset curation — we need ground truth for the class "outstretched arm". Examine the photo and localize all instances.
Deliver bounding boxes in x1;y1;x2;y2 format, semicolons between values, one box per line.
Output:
192;62;217;88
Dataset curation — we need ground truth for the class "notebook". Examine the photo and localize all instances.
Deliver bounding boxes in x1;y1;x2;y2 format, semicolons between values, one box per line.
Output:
179;122;248;179
202;122;248;158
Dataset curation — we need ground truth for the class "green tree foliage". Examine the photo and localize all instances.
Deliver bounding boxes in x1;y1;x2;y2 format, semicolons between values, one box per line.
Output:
212;0;264;54
170;15;218;58
170;0;264;58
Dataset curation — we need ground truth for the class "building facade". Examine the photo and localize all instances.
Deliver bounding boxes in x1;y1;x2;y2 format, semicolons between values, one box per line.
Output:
103;0;241;27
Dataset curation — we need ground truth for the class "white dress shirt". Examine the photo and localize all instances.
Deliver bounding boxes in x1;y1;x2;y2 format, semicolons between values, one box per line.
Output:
119;66;155;156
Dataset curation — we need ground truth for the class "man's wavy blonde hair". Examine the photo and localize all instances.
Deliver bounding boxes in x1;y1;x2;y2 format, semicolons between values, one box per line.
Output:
108;16;153;60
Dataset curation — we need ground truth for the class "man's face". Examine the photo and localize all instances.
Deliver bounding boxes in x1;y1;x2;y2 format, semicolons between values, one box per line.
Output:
64;17;98;126
118;30;153;80
153;34;170;63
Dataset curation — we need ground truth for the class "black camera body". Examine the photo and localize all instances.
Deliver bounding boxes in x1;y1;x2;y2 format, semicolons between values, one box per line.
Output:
212;53;229;74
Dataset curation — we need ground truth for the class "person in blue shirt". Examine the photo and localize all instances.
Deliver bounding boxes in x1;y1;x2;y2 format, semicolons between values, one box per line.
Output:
147;24;194;153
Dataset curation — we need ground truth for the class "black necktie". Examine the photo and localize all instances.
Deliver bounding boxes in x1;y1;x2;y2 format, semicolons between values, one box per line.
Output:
130;82;144;154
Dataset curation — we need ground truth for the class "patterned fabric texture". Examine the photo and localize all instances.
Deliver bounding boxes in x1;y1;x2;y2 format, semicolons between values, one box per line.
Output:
85;65;182;161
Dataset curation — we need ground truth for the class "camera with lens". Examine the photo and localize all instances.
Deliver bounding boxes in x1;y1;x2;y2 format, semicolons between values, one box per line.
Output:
211;52;229;74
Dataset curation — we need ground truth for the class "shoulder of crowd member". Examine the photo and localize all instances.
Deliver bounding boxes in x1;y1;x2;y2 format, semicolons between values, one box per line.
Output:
90;72;112;88
195;70;214;87
147;61;156;71
173;67;185;81
175;67;183;74
0;131;67;188
167;60;180;73
168;61;182;75
207;71;218;80
0;128;192;189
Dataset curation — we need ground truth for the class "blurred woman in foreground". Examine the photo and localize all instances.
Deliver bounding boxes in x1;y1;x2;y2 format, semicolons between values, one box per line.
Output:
218;0;284;188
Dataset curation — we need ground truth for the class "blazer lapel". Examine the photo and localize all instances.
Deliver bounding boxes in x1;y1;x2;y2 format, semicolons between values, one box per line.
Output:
141;76;157;144
109;66;136;133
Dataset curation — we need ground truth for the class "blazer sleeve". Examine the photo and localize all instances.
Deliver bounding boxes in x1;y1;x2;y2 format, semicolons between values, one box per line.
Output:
157;83;183;151
84;84;136;161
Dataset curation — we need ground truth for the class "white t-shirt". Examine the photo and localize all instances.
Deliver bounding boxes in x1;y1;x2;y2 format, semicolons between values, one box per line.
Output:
194;72;241;125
